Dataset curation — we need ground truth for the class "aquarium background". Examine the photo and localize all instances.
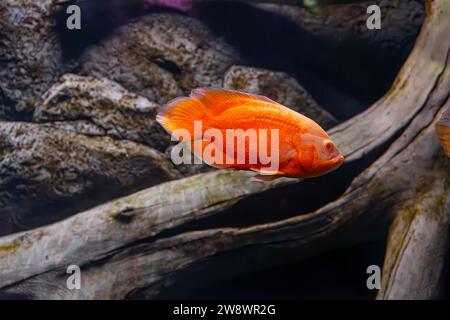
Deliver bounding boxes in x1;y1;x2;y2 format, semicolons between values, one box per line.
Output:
1;0;449;300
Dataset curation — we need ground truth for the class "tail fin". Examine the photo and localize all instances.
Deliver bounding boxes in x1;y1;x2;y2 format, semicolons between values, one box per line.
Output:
156;96;207;140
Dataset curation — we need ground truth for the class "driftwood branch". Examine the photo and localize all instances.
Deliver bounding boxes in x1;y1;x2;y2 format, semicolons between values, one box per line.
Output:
0;0;448;299
377;98;450;300
377;178;450;300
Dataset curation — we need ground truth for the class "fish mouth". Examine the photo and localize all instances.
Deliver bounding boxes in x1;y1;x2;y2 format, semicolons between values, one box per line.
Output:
324;154;345;173
333;154;345;165
303;154;345;178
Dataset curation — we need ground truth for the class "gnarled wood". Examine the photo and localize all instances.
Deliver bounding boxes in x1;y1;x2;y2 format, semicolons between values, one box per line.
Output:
377;177;450;300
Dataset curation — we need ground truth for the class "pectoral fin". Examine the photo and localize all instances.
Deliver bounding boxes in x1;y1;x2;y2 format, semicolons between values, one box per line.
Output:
248;168;284;183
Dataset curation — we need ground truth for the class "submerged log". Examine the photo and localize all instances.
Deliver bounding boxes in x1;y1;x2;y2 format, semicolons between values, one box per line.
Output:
0;0;448;300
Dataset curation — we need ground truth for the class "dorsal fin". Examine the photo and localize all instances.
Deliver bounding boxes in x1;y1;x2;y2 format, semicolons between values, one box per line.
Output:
190;88;279;116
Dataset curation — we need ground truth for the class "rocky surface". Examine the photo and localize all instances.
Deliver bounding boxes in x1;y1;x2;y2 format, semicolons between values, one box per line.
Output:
223;65;337;129
34;74;171;151
80;13;239;105
0;121;180;236
0;0;63;119
257;0;424;51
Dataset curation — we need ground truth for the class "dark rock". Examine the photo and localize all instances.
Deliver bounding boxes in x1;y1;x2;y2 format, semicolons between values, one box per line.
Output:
0;121;180;236
0;0;63;119
34;74;171;151
80;13;239;105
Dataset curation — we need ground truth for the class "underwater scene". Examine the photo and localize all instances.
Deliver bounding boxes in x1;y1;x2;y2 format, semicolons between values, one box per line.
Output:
0;0;449;303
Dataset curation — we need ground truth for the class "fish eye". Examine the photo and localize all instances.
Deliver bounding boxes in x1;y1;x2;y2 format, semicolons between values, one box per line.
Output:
323;140;335;152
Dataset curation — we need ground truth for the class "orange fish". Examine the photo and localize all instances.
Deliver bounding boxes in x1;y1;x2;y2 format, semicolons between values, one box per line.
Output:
436;106;450;157
157;88;344;179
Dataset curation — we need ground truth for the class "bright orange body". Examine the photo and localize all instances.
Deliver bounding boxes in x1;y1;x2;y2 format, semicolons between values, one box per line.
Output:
157;88;345;179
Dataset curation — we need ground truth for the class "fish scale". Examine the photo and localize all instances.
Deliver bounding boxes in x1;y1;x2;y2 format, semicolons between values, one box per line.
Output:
213;105;304;131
